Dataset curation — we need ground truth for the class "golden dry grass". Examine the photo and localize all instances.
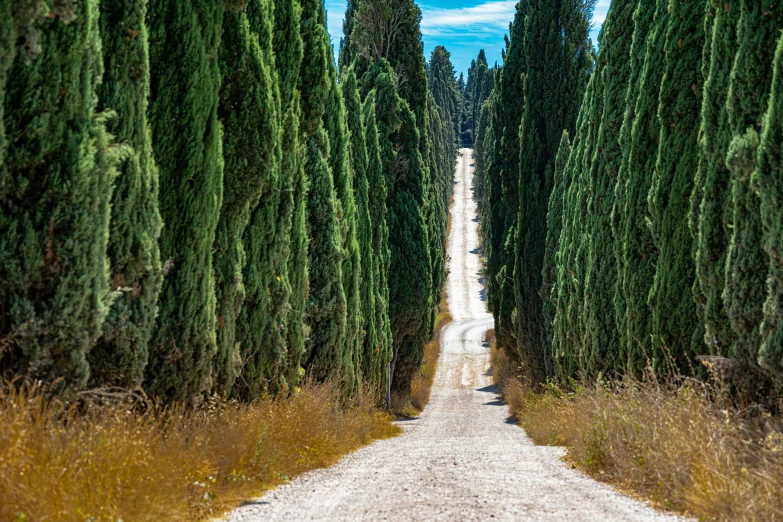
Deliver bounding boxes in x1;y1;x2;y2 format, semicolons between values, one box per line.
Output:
0;381;400;522
489;341;783;521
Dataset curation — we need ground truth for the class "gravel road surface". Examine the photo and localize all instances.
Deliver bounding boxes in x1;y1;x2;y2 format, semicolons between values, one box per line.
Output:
225;149;683;522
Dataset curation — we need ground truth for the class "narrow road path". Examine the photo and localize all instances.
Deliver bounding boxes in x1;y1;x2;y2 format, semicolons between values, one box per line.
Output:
226;149;681;521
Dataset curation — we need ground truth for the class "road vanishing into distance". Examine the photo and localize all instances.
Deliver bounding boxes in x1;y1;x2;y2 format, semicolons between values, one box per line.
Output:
226;149;683;521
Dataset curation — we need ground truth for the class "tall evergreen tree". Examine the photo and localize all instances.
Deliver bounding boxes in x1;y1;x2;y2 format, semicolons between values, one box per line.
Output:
299;0;347;383
611;0;653;373
89;0;164;388
582;0;635;377
343;67;380;393
146;0;225;402
324;55;362;395
0;1;115;394
540;132;571;363
618;0;667;376
363;88;393;393
514;0;592;383
757;32;783;379
723;0;783;369
647;0;705;371
489;2;526;357
553;75;596;380
212;0;279;397
691;0;739;357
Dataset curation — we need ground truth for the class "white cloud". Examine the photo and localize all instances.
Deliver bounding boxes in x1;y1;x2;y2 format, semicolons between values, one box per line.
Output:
420;0;517;37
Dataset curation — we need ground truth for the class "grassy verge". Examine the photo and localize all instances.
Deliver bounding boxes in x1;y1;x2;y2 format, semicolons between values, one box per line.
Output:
0;381;400;522
490;342;783;521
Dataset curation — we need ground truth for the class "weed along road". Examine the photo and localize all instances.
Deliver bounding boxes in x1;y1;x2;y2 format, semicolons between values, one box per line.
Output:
226;150;683;522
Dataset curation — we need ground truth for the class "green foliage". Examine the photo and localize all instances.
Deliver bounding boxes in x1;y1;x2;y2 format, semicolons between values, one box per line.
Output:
647;0;705;372
540;132;571;363
757;33;783;378
489;2;526;357
0;0;115;395
582;0;635;378
617;0;667;376
324;55;362;395
723;0;783;368
145;0;225;402
363;89;393;395
690;0;739;358
513;0;593;383
89;0;163;389
213;0;279;397
299;0;347;383
343;67;380;395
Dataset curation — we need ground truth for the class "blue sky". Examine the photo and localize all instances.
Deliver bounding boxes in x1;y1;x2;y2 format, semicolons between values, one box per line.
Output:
325;0;612;76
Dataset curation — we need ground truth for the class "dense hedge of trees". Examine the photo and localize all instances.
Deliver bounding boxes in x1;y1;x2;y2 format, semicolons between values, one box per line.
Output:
0;0;457;403
473;0;783;389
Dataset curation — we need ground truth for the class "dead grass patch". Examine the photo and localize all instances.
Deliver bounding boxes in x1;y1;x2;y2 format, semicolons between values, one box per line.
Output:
0;381;400;522
489;344;783;521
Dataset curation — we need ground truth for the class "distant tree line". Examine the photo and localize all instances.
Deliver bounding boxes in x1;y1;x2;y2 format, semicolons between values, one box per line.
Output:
472;0;783;391
0;0;459;404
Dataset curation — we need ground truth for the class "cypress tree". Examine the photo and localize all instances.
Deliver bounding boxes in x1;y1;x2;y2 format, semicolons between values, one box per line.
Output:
553;76;595;380
0;1;115;394
581;0;635;378
146;0;225;402
343;67;380;393
647;0;706;372
757;32;783;379
299;0;347;383
611;0;654;373
540;132;571;362
388;102;433;393
723;0;783;369
324;55;362;395
618;0;667;376
89;0;164;388
691;0;739;357
363;89;393;393
490;2;526;357
212;0;279;397
234;0;304;398
514;0;592;383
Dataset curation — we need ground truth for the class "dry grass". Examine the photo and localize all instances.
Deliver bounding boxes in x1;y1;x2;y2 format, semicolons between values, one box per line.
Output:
0;381;400;522
489;342;783;521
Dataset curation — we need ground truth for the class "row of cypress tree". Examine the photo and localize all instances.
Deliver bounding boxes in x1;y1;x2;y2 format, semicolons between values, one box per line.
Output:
0;0;458;403
474;0;783;388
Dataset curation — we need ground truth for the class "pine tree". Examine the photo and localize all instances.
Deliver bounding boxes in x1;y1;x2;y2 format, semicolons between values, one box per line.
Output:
723;0;783;369
0;1;115;394
324;55;362;395
757;32;783;379
582;0;635;378
0;0;16;166
691;0;739;357
89;0;163;388
647;0;706;372
212;0;279;397
618;0;667;376
146;0;225;402
299;0;347;383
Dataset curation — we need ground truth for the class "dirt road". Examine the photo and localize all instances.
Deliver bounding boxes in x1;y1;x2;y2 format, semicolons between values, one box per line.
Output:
226;149;681;521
